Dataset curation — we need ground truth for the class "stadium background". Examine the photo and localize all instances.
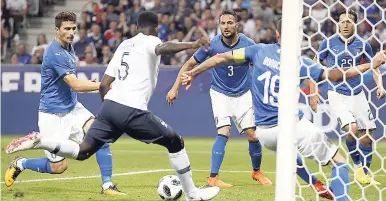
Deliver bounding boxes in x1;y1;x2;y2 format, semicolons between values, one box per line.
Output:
1;0;386;140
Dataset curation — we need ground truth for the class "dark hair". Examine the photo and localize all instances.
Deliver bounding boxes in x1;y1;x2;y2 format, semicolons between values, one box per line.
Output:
219;9;238;22
55;11;77;28
276;19;282;34
137;11;159;28
338;9;357;23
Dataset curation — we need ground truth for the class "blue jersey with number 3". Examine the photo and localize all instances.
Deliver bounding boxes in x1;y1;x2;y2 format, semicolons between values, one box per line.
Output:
194;34;255;96
233;44;324;125
318;35;373;95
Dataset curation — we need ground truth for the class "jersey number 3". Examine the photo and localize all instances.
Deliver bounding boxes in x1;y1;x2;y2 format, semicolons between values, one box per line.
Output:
258;71;279;106
118;52;130;80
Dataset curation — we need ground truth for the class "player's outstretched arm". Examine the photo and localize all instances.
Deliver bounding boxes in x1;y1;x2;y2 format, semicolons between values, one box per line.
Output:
166;57;198;105
155;37;209;56
99;74;115;101
63;74;100;92
324;50;386;82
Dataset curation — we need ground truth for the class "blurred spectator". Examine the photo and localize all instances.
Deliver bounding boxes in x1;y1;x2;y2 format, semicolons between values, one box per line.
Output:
109;29;125;51
254;0;274;29
117;12;129;34
240;9;255;38
142;0;155;10
126;23;137;38
253;19;266;43
82;0;104;24
31;33;48;55
6;0;27;42
106;4;120;22
126;0;145;25
360;0;380;26
375;22;386;43
206;17;218;39
104;20;118;40
311;2;328;29
16;43;31;64
74;28;90;59
33;46;44;64
260;28;275;44
99;11;110;33
30;55;39;64
88;23;107;58
10;53;19;64
99;45;112;64
79;52;97;66
158;13;171;42
1;22;9;60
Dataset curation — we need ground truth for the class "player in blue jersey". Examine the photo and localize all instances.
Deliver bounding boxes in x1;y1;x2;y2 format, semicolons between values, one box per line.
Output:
166;10;272;187
4;11;125;195
181;19;386;201
316;9;385;185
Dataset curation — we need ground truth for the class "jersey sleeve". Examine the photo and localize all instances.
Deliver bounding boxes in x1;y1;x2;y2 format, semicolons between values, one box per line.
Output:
193;47;209;63
146;36;162;56
300;56;325;82
317;39;328;61
364;42;374;63
232;44;261;63
52;54;75;78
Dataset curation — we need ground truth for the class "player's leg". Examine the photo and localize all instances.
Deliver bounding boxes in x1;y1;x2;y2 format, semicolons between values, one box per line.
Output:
233;90;272;185
297;118;349;201
352;91;379;184
124;107;219;201
207;89;233;187
328;90;367;184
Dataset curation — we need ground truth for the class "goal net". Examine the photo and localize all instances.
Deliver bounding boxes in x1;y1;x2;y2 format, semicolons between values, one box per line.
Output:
278;0;385;201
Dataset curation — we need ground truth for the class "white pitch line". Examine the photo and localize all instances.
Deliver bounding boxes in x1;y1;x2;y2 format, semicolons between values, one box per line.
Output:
2;169;386;184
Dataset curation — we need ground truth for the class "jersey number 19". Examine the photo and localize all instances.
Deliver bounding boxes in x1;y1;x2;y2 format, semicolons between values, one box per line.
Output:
258;71;279;106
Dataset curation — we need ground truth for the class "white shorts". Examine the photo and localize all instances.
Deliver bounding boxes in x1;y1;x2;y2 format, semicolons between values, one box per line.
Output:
255;118;338;166
38;102;94;162
209;89;255;133
328;90;376;130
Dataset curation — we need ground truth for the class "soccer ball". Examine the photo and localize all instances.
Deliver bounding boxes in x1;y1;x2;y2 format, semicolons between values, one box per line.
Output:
157;175;183;201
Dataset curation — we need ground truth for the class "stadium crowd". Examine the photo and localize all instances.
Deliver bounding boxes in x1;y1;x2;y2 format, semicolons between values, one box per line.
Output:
3;0;386;65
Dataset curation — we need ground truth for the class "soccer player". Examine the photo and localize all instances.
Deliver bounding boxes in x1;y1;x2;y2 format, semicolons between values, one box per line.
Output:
6;11;220;201
180;19;386;201
166;9;272;188
4;11;124;195
316;9;385;185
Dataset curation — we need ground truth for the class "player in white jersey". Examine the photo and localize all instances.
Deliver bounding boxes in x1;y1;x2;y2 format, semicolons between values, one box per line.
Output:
5;11;220;201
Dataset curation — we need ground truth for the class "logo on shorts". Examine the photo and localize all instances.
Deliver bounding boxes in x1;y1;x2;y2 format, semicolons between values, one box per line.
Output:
214;117;218;125
160;119;168;128
368;109;374;121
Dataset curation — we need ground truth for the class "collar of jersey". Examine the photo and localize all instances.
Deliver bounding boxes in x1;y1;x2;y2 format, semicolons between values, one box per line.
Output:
220;34;241;49
53;39;73;52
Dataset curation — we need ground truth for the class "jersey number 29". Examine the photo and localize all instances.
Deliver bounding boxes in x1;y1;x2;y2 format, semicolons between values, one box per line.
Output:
258;71;279;106
118;52;130;80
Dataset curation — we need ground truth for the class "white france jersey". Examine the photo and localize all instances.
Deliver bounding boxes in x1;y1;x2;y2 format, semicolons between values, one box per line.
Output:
104;33;162;110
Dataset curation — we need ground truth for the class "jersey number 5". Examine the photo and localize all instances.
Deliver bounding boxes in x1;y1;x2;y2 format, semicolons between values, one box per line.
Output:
258;71;279;106
118;52;130;80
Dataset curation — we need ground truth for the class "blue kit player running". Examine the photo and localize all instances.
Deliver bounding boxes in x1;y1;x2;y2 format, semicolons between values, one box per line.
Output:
5;11;220;201
181;19;386;201
166;9;272;188
316;9;385;185
5;11;124;195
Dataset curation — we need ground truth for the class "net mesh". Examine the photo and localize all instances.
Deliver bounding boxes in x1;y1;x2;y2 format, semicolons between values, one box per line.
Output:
296;0;385;200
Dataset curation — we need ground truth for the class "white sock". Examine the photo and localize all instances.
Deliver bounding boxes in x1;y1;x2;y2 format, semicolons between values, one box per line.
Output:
40;138;79;159
16;158;25;171
102;182;113;190
168;148;196;195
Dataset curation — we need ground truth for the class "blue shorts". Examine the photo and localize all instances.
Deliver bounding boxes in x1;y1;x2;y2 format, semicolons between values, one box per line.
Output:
84;100;176;147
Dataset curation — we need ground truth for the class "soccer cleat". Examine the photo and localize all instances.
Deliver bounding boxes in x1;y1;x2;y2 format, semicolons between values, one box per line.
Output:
5;132;41;154
4;156;24;187
313;180;333;200
101;185;126;195
366;175;381;185
185;186;220;201
207;175;233;188
251;170;272;186
354;166;370;185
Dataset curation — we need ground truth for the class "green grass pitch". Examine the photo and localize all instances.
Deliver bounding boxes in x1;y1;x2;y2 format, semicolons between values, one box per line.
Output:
1;136;386;201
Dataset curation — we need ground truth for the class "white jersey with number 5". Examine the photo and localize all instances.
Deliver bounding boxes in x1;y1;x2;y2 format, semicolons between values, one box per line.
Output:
104;33;162;110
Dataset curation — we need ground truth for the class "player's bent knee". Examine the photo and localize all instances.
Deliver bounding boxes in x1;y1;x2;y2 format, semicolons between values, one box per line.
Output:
244;128;257;142
344;123;358;135
217;126;231;137
153;132;184;153
50;159;68;174
331;152;347;166
82;117;95;134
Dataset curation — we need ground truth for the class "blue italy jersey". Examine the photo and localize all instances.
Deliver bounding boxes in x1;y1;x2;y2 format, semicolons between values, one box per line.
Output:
318;35;373;95
233;44;324;126
39;40;78;113
193;33;255;96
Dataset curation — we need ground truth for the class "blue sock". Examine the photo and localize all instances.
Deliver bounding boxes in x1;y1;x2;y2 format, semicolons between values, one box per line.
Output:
331;163;350;201
210;134;228;177
359;143;373;175
22;157;53;173
96;143;112;184
249;140;262;171
296;157;317;184
346;138;361;166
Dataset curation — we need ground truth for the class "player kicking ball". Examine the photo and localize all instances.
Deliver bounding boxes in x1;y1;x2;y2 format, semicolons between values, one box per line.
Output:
4;11;124;195
166;9;272;188
6;11;220;201
315;9;385;185
180;19;386;201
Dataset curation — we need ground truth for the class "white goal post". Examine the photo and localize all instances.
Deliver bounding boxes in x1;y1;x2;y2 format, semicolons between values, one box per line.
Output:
275;0;303;201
